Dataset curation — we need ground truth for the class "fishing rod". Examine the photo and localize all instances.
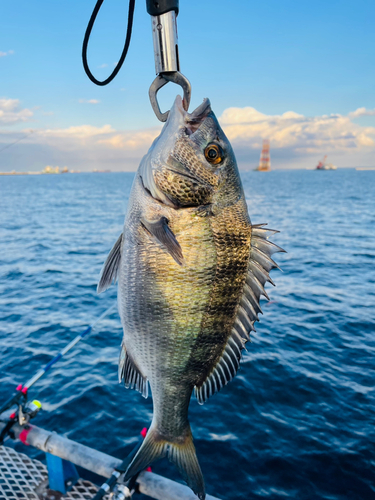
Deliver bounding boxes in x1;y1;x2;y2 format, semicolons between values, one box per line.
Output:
92;427;149;500
82;0;191;122
0;303;117;416
0;301;146;499
0;130;34;154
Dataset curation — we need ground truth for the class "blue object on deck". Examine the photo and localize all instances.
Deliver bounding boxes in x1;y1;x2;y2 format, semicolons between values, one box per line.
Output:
45;453;79;493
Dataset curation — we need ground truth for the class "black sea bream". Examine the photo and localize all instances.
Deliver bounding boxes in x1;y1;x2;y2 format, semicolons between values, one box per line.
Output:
98;96;284;499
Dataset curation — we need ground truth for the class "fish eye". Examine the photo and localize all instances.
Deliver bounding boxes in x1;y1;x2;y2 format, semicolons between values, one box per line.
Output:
204;144;224;165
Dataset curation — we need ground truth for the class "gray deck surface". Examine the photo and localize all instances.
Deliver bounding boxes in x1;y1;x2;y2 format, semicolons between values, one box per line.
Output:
0;445;109;500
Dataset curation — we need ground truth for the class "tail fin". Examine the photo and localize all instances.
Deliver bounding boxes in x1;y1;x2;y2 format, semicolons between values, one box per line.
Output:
124;423;205;500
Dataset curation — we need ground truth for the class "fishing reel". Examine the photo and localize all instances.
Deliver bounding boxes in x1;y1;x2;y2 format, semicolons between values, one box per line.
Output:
0;399;42;445
17;399;42;426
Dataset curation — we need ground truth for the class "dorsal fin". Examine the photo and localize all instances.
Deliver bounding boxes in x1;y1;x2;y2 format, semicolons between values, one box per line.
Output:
245;223;285;307
195;324;247;404
195;223;285;405
118;343;149;399
97;233;123;294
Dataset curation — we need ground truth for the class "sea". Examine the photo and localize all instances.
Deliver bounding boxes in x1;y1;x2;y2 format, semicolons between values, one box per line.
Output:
0;169;374;500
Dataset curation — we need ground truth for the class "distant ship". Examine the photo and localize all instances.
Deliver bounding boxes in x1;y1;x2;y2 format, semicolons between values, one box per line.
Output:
316;155;337;170
255;139;271;171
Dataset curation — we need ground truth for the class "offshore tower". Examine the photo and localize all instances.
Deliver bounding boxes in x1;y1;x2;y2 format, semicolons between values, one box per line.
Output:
255;139;271;171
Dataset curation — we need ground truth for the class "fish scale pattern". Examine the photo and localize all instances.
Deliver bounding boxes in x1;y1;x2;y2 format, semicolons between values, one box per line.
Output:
119;176;219;436
172;137;219;187
191;194;252;379
154;168;213;207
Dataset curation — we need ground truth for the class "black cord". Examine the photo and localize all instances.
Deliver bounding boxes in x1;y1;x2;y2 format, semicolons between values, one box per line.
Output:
82;0;136;86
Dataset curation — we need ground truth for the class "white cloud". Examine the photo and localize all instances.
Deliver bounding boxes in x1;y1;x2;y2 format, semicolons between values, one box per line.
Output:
1;97;375;172
28;125;117;155
220;107;304;126
348;107;375;118
78;99;100;104
0;50;14;57
41;124;114;139
99;129;160;150
98;63;108;68
0;98;33;124
0;119;158;171
219;107;375;156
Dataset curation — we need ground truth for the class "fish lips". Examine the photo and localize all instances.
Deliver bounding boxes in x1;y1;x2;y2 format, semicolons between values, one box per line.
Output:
165;95;212;134
180;96;212;135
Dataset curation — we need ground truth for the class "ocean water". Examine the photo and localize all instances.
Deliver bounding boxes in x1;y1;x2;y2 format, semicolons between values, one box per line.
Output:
0;170;374;500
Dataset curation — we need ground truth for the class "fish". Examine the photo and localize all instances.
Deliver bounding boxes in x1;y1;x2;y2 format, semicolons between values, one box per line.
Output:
97;96;284;499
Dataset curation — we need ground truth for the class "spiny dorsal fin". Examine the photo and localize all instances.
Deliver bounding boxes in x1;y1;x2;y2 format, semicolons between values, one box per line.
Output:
251;236;285;257
195;223;285;405
251;224;279;239
118;343;149;399
195;328;246;405
249;259;275;287
246;223;285;302
97;233;123;294
244;222;285;319
141;216;184;266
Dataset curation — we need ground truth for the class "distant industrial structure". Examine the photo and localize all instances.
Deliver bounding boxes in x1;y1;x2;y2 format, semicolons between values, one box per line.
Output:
43;165;61;174
315;155;337;170
255;140;271;171
0;166;71;176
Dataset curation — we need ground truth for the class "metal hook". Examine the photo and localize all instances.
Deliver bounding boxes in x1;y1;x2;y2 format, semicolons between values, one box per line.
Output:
149;71;191;122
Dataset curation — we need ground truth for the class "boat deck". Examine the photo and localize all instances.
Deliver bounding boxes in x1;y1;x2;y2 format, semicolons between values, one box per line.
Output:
0;445;109;500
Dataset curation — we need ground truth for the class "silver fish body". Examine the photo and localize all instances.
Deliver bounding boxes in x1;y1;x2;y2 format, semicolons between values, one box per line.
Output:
98;96;284;499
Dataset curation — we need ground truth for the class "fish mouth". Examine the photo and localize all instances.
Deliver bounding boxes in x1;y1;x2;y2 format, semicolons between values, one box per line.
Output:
166;162;200;182
186;98;212;130
173;96;212;136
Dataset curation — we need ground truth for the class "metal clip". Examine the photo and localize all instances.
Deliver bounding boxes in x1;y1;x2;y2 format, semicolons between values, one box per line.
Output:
149;71;191;122
148;10;191;121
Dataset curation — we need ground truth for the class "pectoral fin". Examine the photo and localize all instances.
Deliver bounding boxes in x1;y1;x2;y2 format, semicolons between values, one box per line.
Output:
141;216;184;266
97;233;123;293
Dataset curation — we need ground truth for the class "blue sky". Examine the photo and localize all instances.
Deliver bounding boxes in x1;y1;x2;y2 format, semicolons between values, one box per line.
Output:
1;0;374;171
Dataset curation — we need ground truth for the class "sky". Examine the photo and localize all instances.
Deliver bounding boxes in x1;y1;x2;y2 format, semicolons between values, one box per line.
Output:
1;0;374;172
